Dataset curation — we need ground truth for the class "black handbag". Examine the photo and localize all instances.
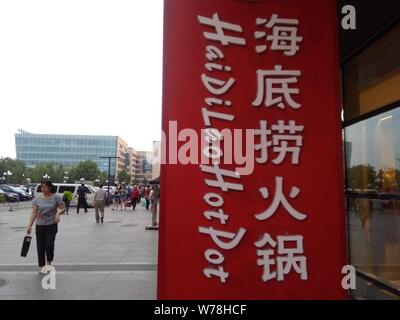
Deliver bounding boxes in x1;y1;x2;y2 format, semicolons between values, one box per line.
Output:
20;235;32;257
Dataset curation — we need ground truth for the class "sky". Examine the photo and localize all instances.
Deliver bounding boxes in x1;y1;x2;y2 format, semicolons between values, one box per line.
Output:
0;0;163;158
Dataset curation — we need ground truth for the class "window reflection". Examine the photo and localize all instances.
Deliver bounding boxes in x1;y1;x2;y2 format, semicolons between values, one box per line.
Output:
345;107;400;292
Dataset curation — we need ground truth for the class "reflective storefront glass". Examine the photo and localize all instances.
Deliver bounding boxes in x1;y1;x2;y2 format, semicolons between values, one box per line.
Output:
344;24;400;300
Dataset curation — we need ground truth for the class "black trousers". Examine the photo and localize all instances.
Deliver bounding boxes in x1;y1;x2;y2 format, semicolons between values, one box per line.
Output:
132;198;138;210
35;224;58;267
77;198;88;213
63;200;70;214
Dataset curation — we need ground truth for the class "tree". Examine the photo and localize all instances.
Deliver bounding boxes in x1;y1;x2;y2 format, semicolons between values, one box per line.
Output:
30;163;58;183
70;160;101;182
98;171;108;184
0;158;28;184
346;164;377;190
117;170;131;185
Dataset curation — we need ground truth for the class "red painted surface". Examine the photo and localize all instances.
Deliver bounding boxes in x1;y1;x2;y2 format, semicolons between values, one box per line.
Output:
158;0;347;299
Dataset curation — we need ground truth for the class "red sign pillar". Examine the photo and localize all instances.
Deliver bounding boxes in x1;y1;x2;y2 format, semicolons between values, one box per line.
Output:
158;0;348;299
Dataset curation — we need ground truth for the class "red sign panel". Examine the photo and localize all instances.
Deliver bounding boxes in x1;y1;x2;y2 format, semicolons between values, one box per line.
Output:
158;0;347;299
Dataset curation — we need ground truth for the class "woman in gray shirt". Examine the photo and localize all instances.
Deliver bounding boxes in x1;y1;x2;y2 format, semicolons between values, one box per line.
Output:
27;180;65;274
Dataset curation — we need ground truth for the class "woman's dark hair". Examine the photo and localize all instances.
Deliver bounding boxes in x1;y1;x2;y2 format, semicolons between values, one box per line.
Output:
41;180;57;193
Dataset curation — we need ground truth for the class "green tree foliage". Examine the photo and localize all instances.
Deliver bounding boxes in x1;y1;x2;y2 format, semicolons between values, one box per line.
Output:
70;160;101;182
30;163;57;183
0;158;120;186
0;158;28;184
347;164;377;190
98;171;108;184
117;169;131;185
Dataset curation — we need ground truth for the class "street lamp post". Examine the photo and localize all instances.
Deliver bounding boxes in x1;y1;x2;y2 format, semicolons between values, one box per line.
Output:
3;171;12;184
100;156;120;199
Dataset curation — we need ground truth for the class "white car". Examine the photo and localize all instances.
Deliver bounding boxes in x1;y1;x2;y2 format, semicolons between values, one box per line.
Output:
34;183;96;207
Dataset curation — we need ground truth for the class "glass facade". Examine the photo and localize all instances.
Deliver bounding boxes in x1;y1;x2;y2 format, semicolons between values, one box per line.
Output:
343;24;400;121
344;24;400;300
15;134;117;174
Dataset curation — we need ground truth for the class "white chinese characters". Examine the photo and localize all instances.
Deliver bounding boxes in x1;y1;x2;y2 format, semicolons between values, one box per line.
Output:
253;65;301;109
197;11;309;286
254;120;304;164
254;14;303;56
255;176;307;221
255;234;308;282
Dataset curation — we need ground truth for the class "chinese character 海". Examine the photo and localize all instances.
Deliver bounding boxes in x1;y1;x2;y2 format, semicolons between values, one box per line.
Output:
254;14;303;56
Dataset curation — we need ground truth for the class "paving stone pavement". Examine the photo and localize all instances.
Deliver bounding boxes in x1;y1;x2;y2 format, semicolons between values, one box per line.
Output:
0;202;158;300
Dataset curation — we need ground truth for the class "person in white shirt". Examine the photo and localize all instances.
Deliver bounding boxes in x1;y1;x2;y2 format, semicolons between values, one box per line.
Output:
94;184;107;223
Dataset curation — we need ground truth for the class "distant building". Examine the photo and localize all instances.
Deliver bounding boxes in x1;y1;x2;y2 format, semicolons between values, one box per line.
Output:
135;151;153;185
128;147;140;183
15;133;129;180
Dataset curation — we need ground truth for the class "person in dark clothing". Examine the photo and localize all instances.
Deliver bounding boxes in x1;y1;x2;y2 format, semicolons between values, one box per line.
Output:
77;184;88;214
130;185;140;211
144;186;151;210
62;193;70;215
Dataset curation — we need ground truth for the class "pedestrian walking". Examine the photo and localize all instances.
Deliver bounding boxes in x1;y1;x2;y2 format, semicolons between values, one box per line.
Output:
112;184;120;211
140;185;145;199
148;187;154;210
94;184;107;223
77;183;88;214
130;185;139;210
26;180;65;274
120;185;128;211
126;185;132;199
144;186;151;210
62;191;73;215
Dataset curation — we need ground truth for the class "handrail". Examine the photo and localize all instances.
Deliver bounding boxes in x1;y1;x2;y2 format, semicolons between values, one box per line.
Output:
356;269;400;298
346;192;400;201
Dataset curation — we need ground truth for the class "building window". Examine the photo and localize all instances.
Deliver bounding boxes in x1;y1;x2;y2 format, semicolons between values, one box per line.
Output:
344;24;400;122
344;24;400;300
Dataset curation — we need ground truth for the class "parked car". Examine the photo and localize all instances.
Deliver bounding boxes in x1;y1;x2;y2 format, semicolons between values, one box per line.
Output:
0;185;27;201
0;189;19;202
20;186;34;199
9;186;31;201
10;186;32;201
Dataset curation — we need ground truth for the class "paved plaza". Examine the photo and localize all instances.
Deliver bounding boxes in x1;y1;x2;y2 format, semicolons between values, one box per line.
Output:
0;202;158;300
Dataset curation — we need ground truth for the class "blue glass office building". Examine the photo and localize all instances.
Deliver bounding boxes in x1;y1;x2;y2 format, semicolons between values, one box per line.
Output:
15;133;118;173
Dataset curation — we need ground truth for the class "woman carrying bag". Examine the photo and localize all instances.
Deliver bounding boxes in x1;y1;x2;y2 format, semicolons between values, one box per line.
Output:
27;180;65;274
